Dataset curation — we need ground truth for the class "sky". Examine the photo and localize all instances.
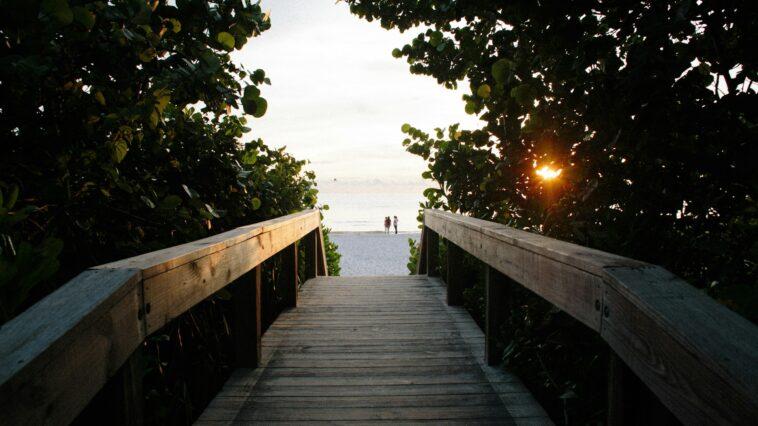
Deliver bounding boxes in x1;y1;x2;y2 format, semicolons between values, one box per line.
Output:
233;0;480;192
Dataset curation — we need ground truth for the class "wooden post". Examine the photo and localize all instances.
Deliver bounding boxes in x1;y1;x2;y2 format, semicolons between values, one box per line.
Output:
427;228;439;277
71;348;144;425
607;352;627;426
446;241;465;305
280;242;298;308
607;351;678;426
231;265;262;368
417;229;427;275
485;266;507;365
316;225;328;276
303;229;318;281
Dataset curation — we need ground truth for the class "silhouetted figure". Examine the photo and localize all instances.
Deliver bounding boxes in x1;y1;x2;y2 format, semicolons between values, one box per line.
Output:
384;216;391;234
393;216;398;234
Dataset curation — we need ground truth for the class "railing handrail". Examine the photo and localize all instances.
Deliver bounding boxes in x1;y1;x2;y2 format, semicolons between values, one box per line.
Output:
419;208;758;425
0;209;326;425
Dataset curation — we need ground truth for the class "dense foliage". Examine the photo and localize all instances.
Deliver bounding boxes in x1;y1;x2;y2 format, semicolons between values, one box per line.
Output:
351;0;756;423
1;0;339;422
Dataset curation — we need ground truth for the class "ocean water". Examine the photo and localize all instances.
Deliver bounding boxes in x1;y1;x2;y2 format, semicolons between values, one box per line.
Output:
318;187;426;232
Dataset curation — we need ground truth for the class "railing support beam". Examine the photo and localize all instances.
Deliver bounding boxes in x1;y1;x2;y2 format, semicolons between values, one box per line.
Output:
426;227;439;277
280;242;299;308
303;229;318;281
486;266;508;366
232;265;262;368
446;241;465;306
316;225;328;276
417;229;427;275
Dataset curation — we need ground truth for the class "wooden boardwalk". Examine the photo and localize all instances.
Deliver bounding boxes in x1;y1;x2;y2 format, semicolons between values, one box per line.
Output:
3;209;756;425
198;276;550;424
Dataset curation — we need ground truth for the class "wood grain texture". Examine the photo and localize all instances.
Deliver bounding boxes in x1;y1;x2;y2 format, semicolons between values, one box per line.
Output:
0;210;323;425
423;209;758;425
601;265;758;425
424;210;603;330
143;212;317;332
316;224;328;277
0;268;144;426
97;210;320;279
198;276;551;425
416;228;427;275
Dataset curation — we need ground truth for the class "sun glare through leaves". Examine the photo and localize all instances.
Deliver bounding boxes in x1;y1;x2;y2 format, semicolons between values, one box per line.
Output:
534;165;562;181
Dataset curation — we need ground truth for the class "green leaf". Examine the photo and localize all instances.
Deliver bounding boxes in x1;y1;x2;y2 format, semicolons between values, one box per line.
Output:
251;97;267;118
491;58;513;84
401;123;411;133
217;32;236;50
464;101;477;115
40;0;73;25
182;184;199;199
140;196;155;209
477;84;491;99
429;31;442;47
510;83;534;106
6;186;19;210
205;203;220;218
108;139;128;163
94;91;105;106
243;85;261;100
159;195;182;210
251;197;262;210
392;48;402;58
423;188;439;198
169;18;181;33
138;48;156;62
153;88;171;113
72;6;95;29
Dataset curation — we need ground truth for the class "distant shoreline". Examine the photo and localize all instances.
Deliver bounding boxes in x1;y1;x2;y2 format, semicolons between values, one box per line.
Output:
330;231;420;236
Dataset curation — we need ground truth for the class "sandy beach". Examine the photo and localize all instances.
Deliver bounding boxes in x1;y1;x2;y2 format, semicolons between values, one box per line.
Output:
330;232;420;276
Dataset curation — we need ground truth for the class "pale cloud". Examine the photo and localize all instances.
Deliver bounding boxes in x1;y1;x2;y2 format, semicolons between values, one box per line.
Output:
233;0;480;186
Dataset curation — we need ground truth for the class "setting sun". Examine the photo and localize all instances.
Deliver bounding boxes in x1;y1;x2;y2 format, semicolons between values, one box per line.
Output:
535;165;562;180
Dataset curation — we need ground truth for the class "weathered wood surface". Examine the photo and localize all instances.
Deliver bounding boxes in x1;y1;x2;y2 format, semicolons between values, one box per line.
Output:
0;268;144;426
198;276;551;424
0;209;324;426
423;209;758;425
140;210;319;332
315;224;329;277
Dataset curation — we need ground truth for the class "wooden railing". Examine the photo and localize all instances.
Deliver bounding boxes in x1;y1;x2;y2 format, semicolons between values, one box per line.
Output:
417;209;758;425
0;209;328;425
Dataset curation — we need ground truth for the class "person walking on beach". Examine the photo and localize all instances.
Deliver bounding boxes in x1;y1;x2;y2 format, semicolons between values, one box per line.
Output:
384;216;391;234
393;216;398;234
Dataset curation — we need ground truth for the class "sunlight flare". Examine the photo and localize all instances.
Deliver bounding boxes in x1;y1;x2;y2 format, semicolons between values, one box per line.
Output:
535;165;562;181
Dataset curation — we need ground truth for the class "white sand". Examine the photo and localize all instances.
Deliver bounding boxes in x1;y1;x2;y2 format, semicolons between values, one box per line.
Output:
330;232;420;276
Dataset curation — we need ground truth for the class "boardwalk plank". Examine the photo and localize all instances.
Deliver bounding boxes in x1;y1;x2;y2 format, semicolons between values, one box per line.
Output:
198;276;551;424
